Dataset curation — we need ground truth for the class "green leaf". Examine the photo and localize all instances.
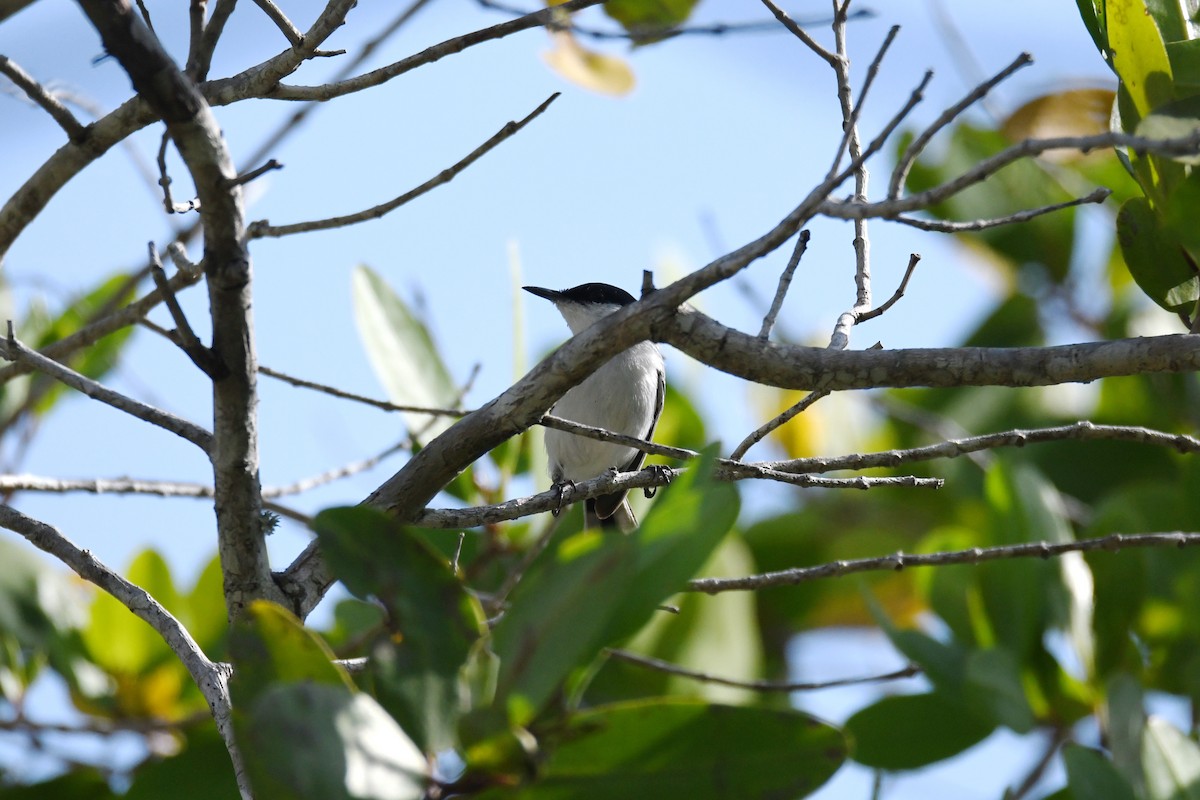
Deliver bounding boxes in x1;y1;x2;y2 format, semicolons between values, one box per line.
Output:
1106;674;1148;795
241;683;427;800
1116;196;1200;313
1108;0;1174;122
603;0;700;41
229;600;353;709
1142;716;1200;800
1167;39;1200;91
83;549;180;675
529;699;845;799
600;445;739;645
125;726;240;800
845;692;994;770
313;506;485;752
964;648;1035;733
1064;745;1139;800
351;265;460;441
1074;0;1107;58
491;527;638;723
0;770;116;799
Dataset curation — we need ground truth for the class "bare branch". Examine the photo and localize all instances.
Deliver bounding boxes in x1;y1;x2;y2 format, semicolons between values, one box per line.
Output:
266;0;606;101
891;188;1111;232
259;364;468;416
0;474;213;497
247;93;560;238
855;252;920;323
156;130;200;213
765;420;1200;474
0;323;214;453
730;390;829;461
758;0;838;66
188;0;238;81
688;531;1200;594
605;648;921;691
226;157;282;188
250;0;304;46
0;54;88;141
758;229;810;339
890;51;1034;199
0;505;242;792
148;243;226;378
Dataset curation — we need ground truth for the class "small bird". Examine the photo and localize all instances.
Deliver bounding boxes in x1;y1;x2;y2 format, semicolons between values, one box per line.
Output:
524;282;665;532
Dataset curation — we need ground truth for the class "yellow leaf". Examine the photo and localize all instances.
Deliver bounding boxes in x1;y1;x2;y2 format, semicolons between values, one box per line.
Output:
1001;88;1115;162
543;31;635;96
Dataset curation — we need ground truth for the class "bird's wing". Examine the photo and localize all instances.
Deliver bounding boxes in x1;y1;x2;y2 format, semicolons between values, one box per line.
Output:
593;365;665;520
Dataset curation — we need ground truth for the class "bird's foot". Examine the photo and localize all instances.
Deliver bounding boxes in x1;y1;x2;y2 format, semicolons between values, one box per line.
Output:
551;479;576;517
642;464;673;498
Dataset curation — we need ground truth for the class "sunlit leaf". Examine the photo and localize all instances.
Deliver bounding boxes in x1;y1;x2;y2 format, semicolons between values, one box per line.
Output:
1108;0;1174;122
351;265;460;441
603;0;699;42
1002;88;1115;161
1116;196;1200;313
1142;715;1200;800
241;684;427;800
543;31;635;96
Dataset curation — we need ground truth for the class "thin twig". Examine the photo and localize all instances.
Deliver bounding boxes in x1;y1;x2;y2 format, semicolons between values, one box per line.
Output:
226;158;283;188
765;420;1200;474
758;229;810;338
250;0;305;46
148;243;226;378
730;390;830;461
688;531;1200;594
891;188;1111;232
605;648;921;692
758;0;838;66
828;24;899;179
259;364;468;415
156;131;200;214
890;52;1034;199
0;55;88;142
856;253;920;323
0;323;213;453
247;93;561;238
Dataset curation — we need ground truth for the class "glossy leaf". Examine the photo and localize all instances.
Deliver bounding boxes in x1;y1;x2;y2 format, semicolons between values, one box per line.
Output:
313;506;485;752
1063;745;1138;800
845;692;994;770
603;0;699;41
1108;0;1174;122
529;699;845;799
241;683;427;800
352;265;460;441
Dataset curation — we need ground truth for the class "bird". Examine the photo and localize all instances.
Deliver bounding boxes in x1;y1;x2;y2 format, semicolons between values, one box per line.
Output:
524;282;665;532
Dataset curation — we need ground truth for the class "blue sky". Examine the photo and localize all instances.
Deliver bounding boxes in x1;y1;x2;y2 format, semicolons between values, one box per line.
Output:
0;0;1114;793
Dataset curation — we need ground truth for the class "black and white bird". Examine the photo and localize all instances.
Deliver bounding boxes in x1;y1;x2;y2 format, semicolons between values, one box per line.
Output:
524;283;665;532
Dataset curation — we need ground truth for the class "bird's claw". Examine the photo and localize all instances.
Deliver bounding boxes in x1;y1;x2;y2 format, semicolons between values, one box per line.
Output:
642;464;673;498
551;479;576;517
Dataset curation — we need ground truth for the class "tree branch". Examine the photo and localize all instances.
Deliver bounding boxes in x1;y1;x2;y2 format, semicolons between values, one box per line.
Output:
0;54;88;142
0;323;214;452
688;531;1200;593
247;92;560;238
0;505;246;797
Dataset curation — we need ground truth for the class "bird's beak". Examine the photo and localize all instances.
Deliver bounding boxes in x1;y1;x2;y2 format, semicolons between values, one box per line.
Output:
523;286;561;302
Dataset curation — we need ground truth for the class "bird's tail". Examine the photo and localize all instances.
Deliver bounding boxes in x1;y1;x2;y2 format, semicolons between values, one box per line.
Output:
586;497;637;533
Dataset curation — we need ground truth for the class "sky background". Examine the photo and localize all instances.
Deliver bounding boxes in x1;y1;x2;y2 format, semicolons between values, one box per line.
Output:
0;0;1132;795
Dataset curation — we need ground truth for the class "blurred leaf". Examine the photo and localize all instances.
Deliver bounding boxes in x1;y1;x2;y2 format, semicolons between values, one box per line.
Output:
1143;715;1200;800
1116;196;1200;312
125;725;240;800
84;550;178;675
313;506;485;752
1064;744;1139;800
964;647;1035;732
351;265;459;441
229;600;353;709
0;770;115;799
845;692;993;770
1002;89;1114;157
543;31;635;96
241;683;427;800
491;526;637;723
184;554;229;659
529;699;845;799
603;0;699;41
1167;39;1200;90
1106;674;1148;795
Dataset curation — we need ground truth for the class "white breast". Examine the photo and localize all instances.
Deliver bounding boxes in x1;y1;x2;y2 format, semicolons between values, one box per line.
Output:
545;341;663;483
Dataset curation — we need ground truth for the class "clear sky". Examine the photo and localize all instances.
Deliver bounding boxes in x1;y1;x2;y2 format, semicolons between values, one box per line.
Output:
0;0;1114;794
